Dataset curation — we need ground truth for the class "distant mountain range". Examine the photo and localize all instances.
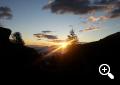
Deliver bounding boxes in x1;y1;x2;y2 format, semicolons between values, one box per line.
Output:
27;45;49;53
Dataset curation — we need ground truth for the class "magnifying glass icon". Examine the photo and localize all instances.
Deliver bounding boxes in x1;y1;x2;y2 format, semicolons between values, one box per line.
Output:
99;64;114;79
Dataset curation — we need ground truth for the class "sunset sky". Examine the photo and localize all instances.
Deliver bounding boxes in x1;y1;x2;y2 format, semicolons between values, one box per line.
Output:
0;0;120;46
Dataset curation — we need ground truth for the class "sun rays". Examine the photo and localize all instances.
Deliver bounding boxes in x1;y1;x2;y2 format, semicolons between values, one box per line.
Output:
44;39;74;57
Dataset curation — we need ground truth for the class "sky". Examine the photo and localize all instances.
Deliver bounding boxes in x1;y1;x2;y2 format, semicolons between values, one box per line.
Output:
0;0;120;46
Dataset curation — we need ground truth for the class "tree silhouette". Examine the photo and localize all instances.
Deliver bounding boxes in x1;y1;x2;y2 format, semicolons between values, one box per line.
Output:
67;29;79;45
12;32;25;45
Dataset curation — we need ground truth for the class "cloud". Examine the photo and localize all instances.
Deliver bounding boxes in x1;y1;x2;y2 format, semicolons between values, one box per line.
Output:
88;16;109;22
110;8;120;18
34;33;58;39
43;0;106;14
44;34;58;39
34;33;42;38
42;30;53;33
43;0;120;18
0;6;13;19
80;25;99;32
50;39;65;43
48;0;55;4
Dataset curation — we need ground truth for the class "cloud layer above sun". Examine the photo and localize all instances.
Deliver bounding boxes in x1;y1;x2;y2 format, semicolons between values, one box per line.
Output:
43;0;120;18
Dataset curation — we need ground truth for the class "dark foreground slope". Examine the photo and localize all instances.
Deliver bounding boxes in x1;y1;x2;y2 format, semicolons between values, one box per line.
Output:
22;32;120;80
1;26;119;80
57;32;120;79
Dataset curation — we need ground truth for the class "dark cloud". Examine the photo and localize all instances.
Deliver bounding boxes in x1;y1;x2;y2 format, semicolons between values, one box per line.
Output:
0;6;13;19
110;8;120;18
34;33;42;38
43;0;120;18
44;34;58;39
43;0;105;14
42;30;53;33
34;30;57;40
34;33;58;39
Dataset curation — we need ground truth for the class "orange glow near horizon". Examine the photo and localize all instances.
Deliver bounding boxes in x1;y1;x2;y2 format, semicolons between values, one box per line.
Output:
44;40;74;57
24;35;75;47
24;39;55;46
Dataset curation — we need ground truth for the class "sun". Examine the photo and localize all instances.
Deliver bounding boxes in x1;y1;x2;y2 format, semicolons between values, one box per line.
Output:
60;42;68;49
44;41;73;57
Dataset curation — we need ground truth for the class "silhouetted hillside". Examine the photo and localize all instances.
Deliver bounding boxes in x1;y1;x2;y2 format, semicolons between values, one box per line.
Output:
34;32;120;80
57;32;120;79
100;32;120;42
1;27;119;80
0;27;39;76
